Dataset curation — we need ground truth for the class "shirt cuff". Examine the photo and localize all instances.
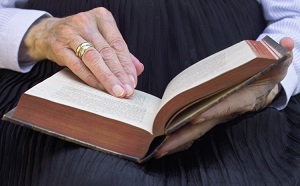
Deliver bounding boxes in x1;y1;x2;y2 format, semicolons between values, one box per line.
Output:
257;34;298;110
269;64;298;110
0;8;51;73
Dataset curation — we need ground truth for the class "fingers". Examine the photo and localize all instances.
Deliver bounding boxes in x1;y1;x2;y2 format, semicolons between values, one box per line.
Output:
280;37;294;52
58;48;101;89
155;86;260;158
256;37;294;86
94;8;138;86
67;9;137;97
155;37;295;159
50;7;144;98
69;34;129;97
275;37;294;71
155;88;258;159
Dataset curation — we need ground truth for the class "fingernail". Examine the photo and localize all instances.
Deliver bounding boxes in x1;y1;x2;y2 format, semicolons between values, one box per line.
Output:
112;84;125;97
124;84;133;97
156;152;168;159
129;75;136;87
192;118;205;125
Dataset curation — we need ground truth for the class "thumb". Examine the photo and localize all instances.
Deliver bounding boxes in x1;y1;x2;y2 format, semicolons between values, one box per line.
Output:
280;37;294;52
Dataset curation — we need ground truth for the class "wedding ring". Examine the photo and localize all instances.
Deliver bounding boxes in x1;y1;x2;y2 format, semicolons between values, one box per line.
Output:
75;42;95;59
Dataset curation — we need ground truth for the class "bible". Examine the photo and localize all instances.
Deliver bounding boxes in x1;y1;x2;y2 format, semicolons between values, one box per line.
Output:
3;36;291;163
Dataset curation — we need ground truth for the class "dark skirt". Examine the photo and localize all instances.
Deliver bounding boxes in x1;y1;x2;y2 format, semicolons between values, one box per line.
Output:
1;0;300;185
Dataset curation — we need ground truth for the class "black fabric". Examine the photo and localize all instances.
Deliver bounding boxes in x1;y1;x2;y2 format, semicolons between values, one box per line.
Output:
1;0;300;185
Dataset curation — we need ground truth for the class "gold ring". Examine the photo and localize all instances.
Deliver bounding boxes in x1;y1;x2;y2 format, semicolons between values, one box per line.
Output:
75;42;94;59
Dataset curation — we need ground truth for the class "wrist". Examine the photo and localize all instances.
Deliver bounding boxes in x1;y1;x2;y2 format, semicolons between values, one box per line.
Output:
21;17;57;62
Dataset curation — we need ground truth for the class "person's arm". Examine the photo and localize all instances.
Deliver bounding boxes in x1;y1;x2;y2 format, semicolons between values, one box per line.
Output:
257;0;300;109
155;0;300;158
0;0;51;72
1;3;143;98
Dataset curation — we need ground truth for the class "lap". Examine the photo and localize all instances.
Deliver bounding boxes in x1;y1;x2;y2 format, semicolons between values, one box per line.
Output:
1;63;300;186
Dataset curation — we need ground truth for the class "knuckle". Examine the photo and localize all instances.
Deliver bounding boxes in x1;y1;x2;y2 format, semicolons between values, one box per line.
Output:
71;14;93;37
100;58;128;80
93;7;113;19
73;12;90;23
84;73;97;85
98;71;114;84
69;61;85;73
113;70;126;78
68;62;98;87
99;46;114;59
93;7;115;23
83;50;99;66
60;27;72;36
244;103;256;112
59;27;76;41
49;41;65;57
224;106;232;116
110;39;127;52
49;40;60;52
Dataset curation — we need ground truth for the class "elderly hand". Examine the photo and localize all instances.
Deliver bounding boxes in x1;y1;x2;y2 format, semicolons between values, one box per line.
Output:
22;7;144;98
155;37;294;158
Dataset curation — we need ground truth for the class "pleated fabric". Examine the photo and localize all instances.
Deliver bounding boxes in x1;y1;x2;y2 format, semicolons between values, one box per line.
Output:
1;0;300;185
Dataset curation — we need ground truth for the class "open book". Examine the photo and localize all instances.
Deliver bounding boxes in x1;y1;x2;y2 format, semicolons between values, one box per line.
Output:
3;36;291;163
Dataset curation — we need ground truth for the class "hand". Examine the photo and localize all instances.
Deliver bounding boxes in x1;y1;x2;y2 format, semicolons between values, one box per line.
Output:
22;7;144;98
155;37;294;158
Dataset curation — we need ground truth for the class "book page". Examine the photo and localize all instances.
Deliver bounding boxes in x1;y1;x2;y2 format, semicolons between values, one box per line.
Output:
25;69;161;134
158;41;256;109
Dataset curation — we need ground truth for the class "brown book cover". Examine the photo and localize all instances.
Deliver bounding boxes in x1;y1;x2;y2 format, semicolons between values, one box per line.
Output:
2;36;291;163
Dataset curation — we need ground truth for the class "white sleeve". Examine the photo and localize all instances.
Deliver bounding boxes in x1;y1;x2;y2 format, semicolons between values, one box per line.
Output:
0;1;51;72
257;0;300;109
